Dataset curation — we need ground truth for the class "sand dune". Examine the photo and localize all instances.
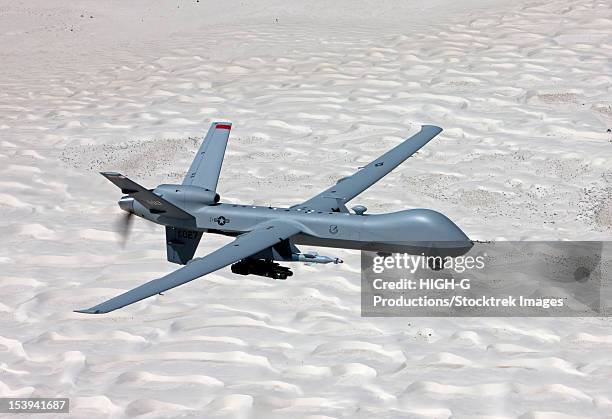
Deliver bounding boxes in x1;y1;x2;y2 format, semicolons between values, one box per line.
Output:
1;0;611;417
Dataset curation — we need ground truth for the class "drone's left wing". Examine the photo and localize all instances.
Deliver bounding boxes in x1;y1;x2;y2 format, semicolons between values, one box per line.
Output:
75;220;302;314
294;125;443;212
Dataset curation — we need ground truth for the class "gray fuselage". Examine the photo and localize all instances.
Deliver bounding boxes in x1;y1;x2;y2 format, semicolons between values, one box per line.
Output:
129;198;473;257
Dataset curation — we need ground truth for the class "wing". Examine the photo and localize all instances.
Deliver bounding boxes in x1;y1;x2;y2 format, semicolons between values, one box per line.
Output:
182;122;232;192
294;125;443;212
75;219;302;314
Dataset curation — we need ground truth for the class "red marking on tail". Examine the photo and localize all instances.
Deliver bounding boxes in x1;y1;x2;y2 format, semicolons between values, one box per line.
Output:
216;124;231;130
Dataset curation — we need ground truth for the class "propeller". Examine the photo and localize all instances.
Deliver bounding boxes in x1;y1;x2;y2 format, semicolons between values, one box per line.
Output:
115;196;136;246
116;211;134;247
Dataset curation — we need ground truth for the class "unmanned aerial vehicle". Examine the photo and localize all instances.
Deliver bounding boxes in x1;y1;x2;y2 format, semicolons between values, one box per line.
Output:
76;122;472;314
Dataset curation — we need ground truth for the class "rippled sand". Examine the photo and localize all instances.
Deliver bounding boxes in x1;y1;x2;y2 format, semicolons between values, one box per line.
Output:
1;0;611;418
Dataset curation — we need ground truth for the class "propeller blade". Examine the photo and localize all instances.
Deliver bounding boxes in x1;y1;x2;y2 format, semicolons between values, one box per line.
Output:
116;212;134;246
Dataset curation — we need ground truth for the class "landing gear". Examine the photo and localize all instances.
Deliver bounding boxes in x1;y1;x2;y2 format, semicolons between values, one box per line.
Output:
231;259;294;280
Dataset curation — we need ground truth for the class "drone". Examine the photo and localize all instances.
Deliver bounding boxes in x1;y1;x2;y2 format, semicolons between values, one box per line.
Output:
76;122;472;314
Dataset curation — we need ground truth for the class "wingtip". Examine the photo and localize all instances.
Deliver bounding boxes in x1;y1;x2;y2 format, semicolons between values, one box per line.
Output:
74;308;104;314
421;124;443;133
100;171;122;177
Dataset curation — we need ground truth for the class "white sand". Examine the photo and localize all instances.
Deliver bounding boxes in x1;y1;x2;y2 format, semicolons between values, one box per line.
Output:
1;0;611;417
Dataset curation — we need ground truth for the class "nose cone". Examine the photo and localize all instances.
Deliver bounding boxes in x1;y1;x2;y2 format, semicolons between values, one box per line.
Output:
363;208;473;256
409;209;470;241
118;196;134;213
407;209;473;255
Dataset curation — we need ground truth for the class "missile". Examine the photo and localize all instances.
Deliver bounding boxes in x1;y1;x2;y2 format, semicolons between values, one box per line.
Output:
292;253;343;264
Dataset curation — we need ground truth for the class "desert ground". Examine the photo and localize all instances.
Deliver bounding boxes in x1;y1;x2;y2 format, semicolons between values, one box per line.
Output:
1;0;611;417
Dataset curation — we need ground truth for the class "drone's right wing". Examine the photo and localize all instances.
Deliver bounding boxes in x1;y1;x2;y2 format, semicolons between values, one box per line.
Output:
294;125;443;212
75;219;302;314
